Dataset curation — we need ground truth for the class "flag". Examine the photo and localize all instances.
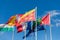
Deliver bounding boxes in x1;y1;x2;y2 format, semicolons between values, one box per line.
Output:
17;18;46;33
7;15;16;26
17;18;45;33
16;9;36;32
25;19;44;31
17;24;23;32
26;21;32;30
0;24;14;31
15;14;24;32
18;9;36;24
42;14;50;25
23;20;45;39
16;14;23;23
17;21;32;33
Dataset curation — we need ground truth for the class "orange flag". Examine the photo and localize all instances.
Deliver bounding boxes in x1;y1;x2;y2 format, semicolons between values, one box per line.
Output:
7;15;16;26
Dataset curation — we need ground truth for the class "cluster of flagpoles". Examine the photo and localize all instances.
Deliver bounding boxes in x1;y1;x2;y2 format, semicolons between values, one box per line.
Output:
23;7;53;40
11;7;53;40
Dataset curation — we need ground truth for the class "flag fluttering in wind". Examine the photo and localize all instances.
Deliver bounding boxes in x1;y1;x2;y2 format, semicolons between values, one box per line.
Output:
15;14;24;32
16;9;36;32
42;14;50;25
16;14;23;24
23;20;45;39
16;17;46;33
18;9;36;25
7;15;16;26
23;18;45;39
0;24;14;31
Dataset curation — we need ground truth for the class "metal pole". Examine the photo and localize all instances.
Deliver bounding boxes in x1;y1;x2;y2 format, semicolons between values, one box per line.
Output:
49;13;52;40
50;25;52;40
24;23;27;40
45;30;47;40
45;17;47;40
35;7;37;40
12;27;14;40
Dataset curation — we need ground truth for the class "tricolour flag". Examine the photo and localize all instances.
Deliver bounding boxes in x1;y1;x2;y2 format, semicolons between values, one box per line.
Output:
42;13;50;25
0;24;14;31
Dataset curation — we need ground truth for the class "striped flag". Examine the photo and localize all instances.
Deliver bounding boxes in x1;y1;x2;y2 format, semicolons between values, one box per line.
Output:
18;9;36;24
0;24;14;31
16;9;36;32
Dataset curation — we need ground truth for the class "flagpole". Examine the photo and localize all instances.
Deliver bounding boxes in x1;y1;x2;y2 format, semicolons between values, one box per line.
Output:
45;17;47;40
50;25;52;40
12;27;14;40
35;7;37;40
44;29;47;40
24;23;27;40
49;13;52;40
24;29;26;40
31;21;34;40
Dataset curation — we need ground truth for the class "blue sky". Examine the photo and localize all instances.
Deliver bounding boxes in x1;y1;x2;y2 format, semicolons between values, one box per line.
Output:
0;0;60;40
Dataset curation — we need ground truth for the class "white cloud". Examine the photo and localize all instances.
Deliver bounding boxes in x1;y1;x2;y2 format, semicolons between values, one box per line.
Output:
45;10;60;27
46;10;60;17
51;13;60;17
56;23;60;27
51;19;60;27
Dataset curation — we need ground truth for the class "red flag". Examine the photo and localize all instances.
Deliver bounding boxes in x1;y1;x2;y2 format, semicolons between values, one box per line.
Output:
42;14;50;25
17;25;23;32
15;14;24;32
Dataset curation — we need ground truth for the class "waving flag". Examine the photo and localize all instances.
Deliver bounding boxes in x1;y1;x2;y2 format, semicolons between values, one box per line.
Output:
16;9;36;32
15;14;24;32
0;24;14;31
17;18;45;33
23;20;45;39
18;9;36;24
17;18;45;32
7;15;16;26
16;14;23;23
42;14;50;25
